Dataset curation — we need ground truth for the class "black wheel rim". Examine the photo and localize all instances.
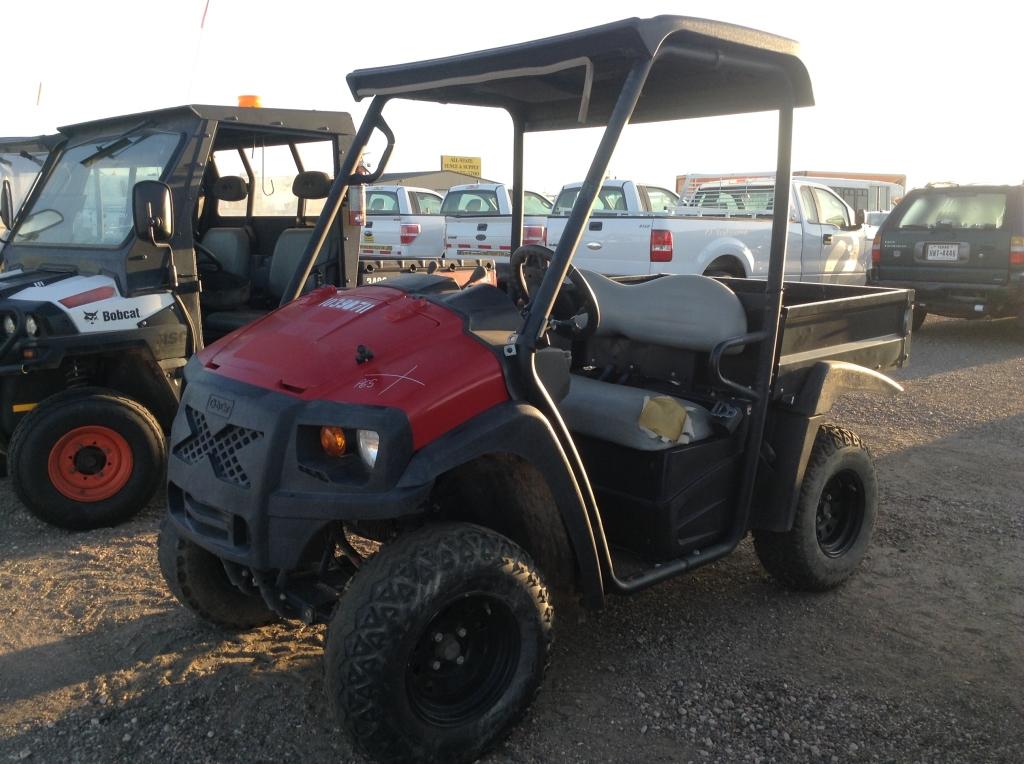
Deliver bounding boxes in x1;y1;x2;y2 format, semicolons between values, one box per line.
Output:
815;470;866;558
406;593;520;727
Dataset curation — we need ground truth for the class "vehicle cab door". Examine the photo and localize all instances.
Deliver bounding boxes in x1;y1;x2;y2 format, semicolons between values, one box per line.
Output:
810;186;865;284
0;135;56;245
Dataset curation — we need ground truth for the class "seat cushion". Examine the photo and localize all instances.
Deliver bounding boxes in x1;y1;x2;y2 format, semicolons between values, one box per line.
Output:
199;271;251;311
559;374;713;451
204;309;266;336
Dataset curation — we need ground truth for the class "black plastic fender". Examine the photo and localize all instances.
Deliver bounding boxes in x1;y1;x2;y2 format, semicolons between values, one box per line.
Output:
751;360;901;532
790;360;903;417
398;401;605;608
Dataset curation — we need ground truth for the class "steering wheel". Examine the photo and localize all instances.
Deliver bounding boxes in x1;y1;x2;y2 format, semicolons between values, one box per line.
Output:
195;241;224;274
509;244;600;340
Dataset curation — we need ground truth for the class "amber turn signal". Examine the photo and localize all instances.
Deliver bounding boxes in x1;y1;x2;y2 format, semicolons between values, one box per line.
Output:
320;426;347;457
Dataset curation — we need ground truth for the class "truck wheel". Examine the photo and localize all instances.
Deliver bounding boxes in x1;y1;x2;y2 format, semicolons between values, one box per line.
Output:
704;257;744;278
8;388;166;530
158;517;278;630
754;425;877;591
912;305;928;331
325;523;552;764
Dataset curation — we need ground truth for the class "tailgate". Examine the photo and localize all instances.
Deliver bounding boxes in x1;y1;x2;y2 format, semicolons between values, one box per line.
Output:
446;216;513;258
360;215;401;256
877;229;1012;286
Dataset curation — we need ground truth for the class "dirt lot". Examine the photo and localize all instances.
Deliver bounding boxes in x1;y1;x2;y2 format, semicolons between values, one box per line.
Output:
1;315;1022;763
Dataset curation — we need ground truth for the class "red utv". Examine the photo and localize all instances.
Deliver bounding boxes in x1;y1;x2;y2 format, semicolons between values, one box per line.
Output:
158;17;914;763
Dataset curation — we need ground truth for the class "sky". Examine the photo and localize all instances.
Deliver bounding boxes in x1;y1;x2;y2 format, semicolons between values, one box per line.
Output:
5;0;1022;195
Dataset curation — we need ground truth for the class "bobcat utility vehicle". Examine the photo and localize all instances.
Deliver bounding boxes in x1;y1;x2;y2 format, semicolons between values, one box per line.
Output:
158;17;915;763
0;104;490;530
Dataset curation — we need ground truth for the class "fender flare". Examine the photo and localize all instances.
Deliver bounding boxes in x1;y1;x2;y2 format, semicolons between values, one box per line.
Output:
398;401;605;607
751;361;901;532
698;238;754;277
790;360;902;416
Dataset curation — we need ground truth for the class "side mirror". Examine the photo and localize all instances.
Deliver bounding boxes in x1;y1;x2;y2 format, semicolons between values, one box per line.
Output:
855;208;866;226
133;180;174;243
0;179;13;231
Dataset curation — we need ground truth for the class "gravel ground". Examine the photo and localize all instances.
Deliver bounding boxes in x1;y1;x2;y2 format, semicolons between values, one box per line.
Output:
1;315;1022;763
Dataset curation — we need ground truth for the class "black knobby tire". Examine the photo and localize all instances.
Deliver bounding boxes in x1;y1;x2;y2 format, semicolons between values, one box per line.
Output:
754;425;877;591
8;388;166;530
325;522;553;764
157;517;277;630
912;305;928;331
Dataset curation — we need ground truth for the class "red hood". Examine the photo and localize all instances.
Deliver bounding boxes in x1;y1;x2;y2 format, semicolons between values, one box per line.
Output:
199;285;510;448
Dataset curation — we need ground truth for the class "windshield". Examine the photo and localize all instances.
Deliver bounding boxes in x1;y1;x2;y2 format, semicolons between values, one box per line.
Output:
12;132;180;247
0;149;48;235
440;189;500;216
553;185;628;216
897;191;1008;230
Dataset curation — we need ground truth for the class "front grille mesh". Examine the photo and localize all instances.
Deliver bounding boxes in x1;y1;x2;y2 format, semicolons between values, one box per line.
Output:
173;407;263;488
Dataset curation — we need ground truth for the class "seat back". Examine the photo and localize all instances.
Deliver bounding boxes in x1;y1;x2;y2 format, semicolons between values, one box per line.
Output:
581;270;747;353
201;228;251;279
263;171;338;299
202;176;252;279
266;229;318;299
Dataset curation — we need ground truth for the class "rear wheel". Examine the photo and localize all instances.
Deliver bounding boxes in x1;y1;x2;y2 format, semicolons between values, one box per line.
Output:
158;517;278;630
325;523;553;764
703;257;745;278
912;305;928;331
9;388;165;530
754;425;877;591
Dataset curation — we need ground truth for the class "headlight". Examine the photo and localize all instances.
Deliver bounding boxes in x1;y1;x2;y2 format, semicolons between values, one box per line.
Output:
357;429;379;468
2;315;14;335
25;315;38;337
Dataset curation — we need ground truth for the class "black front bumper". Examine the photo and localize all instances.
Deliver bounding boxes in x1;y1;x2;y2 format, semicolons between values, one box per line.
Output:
870;272;1024;318
166;359;424;571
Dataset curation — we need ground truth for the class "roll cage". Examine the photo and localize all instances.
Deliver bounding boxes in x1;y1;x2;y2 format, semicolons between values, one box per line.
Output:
294;16;815;595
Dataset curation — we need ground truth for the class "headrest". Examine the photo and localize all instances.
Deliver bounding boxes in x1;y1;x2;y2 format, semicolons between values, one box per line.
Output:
293;170;332;200
211;176;248;202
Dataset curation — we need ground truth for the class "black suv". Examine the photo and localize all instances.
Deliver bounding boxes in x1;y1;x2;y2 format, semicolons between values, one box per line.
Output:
869;184;1024;330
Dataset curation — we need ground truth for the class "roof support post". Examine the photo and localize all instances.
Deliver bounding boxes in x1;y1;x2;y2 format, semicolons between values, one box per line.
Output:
719;103;794;553
509;113;525;252
518;57;653;349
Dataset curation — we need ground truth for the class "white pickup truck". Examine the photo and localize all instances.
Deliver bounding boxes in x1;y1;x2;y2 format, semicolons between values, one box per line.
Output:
356;184;446;259
442;183;552;262
546;178;869;283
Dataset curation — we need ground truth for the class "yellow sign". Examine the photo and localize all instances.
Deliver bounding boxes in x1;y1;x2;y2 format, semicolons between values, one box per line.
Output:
441;155;482;176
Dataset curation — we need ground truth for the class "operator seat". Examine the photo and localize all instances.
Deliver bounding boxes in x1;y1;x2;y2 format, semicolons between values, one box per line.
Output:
201;176;253;278
198;176;254;311
558;271;748;450
204;171;335;336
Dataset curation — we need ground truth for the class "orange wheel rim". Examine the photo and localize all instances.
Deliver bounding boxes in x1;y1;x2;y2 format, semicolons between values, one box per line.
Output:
47;425;134;502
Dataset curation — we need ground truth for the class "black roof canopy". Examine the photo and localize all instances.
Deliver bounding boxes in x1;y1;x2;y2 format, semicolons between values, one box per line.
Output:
58;105;355;144
347;16;813;131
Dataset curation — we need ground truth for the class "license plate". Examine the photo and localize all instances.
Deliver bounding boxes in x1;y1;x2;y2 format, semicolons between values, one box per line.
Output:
926;243;959;261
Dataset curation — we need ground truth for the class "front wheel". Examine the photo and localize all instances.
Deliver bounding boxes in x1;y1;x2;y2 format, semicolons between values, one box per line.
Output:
9;388;166;530
325;523;553;764
158;517;278;630
754;425;877;591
